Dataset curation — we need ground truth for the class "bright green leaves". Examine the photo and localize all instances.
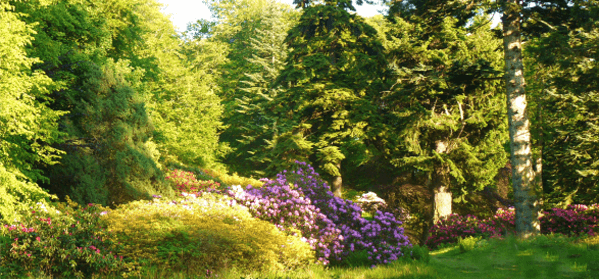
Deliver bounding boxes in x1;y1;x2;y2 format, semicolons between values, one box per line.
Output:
0;3;63;221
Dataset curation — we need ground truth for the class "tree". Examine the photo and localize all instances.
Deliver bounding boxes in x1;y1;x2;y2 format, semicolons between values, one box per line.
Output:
0;2;64;221
203;0;299;175
11;0;174;205
502;0;539;237
525;0;599;207
267;0;389;196
380;9;509;242
131;0;226;169
221;0;298;176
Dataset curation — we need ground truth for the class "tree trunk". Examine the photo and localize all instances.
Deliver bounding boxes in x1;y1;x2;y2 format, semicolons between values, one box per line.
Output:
421;142;453;245
502;0;540;238
332;162;342;197
433;141;452;223
434;185;452;223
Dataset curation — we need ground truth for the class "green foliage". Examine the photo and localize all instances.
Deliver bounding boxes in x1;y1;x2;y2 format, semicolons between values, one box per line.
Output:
380;14;508;192
403;245;431;263
265;1;389;182
137;2;226;169
221;0;298;177
44;59;172;205
458;236;483;253
0;198;133;278
0;2;64;222
525;0;599;206
9;0;197;206
103;194;315;273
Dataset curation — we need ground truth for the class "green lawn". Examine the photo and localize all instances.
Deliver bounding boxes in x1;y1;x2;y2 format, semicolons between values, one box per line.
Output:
28;234;599;279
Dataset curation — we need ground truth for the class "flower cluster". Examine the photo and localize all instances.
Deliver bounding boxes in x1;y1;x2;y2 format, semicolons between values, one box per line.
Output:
540;204;599;236
285;162;411;265
166;169;220;196
224;162;411;266
428;204;599;250
427;208;516;249
224;182;343;265
0;199;132;278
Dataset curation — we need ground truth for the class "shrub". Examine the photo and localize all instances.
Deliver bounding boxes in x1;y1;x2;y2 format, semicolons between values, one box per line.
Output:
224;183;344;265
540;204;599;237
225;162;411;266
166;169;220;196
427;204;599;250
202;168;264;188
426;208;515;250
458;236;483;253
102;193;314;273
0;198;131;278
402;245;430;263
286;162;411;265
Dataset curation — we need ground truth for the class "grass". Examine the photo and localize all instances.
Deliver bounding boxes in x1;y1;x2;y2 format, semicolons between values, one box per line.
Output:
26;234;599;279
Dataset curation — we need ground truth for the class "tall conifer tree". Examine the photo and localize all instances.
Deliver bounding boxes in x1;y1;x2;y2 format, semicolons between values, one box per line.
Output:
382;4;509;241
268;0;389;196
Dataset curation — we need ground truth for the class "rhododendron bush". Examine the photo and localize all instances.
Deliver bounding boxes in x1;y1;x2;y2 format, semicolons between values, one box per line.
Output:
224;162;411;266
166;169;220;195
540;204;599;236
0;199;131;278
427;204;599;249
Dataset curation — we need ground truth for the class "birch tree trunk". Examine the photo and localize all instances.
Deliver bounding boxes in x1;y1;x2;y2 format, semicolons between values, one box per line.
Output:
502;0;540;238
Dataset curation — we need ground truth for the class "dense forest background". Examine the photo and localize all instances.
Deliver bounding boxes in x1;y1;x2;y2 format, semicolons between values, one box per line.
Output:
1;0;597;243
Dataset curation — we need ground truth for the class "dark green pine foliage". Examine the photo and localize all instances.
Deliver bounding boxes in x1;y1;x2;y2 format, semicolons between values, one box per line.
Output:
13;0;171;205
380;11;509;240
268;0;389;195
525;0;599;206
50;60;169;205
223;1;296;177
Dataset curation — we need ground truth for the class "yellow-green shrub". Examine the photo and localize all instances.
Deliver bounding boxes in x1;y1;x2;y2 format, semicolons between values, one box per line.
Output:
202;168;264;188
102;193;313;273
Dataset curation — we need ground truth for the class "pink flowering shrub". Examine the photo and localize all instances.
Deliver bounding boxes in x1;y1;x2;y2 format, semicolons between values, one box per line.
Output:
0;198;132;278
428;204;599;250
166;169;220;196
540;204;599;236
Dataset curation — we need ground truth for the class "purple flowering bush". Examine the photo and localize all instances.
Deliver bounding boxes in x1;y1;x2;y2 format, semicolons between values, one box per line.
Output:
225;162;411;266
225;179;344;265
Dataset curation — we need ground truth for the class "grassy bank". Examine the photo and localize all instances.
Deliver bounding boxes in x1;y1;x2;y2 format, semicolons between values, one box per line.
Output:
30;234;594;279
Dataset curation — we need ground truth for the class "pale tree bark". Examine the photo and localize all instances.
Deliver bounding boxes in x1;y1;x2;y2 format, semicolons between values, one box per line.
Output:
433;141;452;223
332;162;342;197
421;141;453;244
502;0;540;238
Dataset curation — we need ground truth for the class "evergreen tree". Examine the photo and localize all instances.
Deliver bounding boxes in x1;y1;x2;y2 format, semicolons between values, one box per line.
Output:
525;0;599;207
266;0;389;196
11;0;173;205
132;0;226;168
381;9;509;242
222;1;298;176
